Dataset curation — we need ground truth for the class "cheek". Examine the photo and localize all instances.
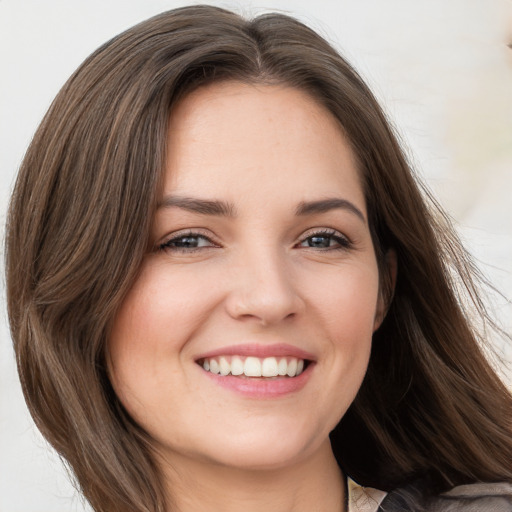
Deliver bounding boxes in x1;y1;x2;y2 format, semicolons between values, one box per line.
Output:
110;262;215;350
303;260;381;338
301;262;379;401
107;262;219;401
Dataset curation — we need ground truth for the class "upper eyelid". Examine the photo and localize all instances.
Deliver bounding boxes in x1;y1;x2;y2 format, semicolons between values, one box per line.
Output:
298;227;350;241
155;230;219;252
160;228;215;243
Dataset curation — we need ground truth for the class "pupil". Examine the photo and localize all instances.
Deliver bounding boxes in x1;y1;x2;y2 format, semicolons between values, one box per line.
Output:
309;236;330;248
175;236;198;247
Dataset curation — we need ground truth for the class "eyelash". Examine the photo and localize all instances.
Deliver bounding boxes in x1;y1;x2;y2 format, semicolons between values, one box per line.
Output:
158;231;217;253
297;229;352;251
158;229;352;253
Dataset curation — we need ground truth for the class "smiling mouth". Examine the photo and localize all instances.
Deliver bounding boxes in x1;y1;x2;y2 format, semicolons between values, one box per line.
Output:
198;356;309;378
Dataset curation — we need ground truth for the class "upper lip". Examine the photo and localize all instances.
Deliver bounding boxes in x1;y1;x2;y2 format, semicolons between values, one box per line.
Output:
195;343;316;361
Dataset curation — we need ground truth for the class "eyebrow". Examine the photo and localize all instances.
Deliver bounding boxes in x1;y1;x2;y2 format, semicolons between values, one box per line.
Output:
158;195;365;222
157;196;236;216
295;198;366;223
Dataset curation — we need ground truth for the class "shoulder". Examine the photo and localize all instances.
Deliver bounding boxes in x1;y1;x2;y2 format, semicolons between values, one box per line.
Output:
378;480;512;511
435;482;512;511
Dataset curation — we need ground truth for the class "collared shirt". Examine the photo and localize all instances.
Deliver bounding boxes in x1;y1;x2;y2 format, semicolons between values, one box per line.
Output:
347;477;387;512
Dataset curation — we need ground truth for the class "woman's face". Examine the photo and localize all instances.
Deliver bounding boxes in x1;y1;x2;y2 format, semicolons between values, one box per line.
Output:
108;82;385;472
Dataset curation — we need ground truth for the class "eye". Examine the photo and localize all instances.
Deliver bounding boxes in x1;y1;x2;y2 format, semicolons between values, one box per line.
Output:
159;232;216;252
297;229;351;250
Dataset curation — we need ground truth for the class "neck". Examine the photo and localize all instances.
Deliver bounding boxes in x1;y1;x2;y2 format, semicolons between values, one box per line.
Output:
159;439;345;512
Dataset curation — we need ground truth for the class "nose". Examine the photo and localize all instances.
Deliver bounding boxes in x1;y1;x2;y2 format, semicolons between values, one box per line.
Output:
224;246;305;326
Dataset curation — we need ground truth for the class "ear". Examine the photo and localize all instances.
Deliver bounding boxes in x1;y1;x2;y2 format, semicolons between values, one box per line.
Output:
373;248;397;331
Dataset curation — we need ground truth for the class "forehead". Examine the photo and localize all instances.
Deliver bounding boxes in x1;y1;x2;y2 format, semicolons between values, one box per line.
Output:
164;81;365;212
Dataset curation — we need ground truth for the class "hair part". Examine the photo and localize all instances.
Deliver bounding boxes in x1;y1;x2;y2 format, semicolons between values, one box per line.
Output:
6;5;512;511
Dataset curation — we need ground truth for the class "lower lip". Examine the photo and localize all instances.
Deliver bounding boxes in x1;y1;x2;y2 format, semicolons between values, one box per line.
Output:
200;363;314;399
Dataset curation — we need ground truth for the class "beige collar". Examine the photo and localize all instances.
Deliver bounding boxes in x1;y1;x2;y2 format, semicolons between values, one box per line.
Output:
347;477;387;512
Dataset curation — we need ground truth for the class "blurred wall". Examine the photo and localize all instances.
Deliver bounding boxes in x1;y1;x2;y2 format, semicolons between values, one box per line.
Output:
1;1;511;510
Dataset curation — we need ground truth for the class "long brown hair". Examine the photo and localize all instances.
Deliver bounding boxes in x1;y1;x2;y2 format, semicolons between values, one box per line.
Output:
5;5;512;511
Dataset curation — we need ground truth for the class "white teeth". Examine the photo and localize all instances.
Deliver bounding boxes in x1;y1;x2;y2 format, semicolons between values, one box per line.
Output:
231;355;244;376
209;359;220;374
219;356;230;376
286;358;297;377
201;356;307;378
261;357;278;377
244;357;262;377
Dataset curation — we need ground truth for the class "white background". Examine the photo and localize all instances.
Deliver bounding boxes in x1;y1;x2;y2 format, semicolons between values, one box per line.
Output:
1;1;511;511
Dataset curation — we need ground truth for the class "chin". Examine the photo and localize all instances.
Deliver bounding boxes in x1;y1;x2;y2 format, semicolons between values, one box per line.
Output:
198;417;332;471
208;444;313;472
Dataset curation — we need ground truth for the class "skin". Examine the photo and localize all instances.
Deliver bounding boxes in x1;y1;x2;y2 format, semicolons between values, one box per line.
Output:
108;82;389;512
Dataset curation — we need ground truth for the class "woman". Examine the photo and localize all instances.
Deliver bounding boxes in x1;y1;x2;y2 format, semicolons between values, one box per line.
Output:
5;5;512;512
